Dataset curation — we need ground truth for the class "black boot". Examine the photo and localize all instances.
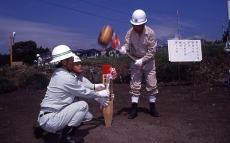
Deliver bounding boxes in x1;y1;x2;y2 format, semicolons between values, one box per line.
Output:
33;125;48;139
128;103;138;119
149;103;160;117
59;126;83;143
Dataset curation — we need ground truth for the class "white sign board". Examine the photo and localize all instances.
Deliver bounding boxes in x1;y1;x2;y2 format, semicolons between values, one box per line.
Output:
168;40;202;62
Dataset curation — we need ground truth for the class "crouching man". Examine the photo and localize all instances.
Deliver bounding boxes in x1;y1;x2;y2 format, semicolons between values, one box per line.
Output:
34;45;109;143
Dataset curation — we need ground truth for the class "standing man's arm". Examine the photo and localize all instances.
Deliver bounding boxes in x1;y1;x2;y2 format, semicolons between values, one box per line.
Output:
123;29;132;50
119;29;132;54
142;30;157;64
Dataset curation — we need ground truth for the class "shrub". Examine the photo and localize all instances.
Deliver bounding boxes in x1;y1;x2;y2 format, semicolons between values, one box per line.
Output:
0;66;50;94
24;73;49;89
0;76;17;94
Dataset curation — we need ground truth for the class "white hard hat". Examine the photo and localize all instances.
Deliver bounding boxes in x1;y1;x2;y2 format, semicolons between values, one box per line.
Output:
130;9;147;25
36;54;40;57
73;54;82;63
50;45;74;63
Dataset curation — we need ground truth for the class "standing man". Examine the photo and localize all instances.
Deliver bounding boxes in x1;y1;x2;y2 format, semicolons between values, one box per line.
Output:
36;54;43;66
35;45;109;143
119;9;160;119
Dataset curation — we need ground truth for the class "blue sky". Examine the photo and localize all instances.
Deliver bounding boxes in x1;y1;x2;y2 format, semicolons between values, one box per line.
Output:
0;0;227;54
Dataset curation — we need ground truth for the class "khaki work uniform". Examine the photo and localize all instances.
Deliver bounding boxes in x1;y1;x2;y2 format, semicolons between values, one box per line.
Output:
123;25;158;98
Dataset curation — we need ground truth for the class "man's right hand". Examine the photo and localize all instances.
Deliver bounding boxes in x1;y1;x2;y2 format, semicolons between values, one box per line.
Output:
118;46;127;55
97;89;109;98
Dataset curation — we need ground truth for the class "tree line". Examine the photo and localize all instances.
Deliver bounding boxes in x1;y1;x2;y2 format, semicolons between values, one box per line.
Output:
0;40;50;66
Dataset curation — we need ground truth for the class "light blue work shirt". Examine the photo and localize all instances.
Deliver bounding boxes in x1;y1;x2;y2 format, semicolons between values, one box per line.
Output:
40;68;98;111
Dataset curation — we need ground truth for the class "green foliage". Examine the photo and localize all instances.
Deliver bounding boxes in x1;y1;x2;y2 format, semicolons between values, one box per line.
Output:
12;40;50;65
0;41;229;94
82;41;230;85
156;41;230;84
83;56;131;83
202;41;226;57
0;66;50;94
83;56;130;66
23;72;49;89
13;40;37;65
155;48;193;82
0;76;17;94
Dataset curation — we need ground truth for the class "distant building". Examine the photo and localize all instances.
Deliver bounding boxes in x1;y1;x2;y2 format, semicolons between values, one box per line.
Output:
74;49;101;58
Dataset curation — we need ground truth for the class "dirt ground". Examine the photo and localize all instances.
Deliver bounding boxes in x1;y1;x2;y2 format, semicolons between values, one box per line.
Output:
0;84;230;143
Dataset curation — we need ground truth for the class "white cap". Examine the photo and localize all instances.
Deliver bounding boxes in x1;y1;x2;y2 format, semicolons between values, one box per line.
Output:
50;45;75;63
73;54;82;63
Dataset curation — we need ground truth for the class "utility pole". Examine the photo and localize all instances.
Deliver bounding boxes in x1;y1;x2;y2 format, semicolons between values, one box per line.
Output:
227;0;230;35
9;32;16;66
174;9;181;40
225;0;230;52
177;10;180;39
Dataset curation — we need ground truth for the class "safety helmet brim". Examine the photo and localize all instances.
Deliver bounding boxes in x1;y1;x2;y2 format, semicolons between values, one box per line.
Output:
50;52;75;63
130;19;147;26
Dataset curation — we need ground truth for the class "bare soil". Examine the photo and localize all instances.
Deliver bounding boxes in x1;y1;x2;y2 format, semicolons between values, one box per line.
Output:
0;84;230;143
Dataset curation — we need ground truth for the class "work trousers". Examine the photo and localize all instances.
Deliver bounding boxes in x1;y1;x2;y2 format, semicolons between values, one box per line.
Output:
38;101;91;133
129;60;158;97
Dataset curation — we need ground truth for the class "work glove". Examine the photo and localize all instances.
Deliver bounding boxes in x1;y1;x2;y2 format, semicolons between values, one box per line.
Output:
95;97;110;107
94;84;105;91
96;89;110;98
134;58;143;66
118;46;127;55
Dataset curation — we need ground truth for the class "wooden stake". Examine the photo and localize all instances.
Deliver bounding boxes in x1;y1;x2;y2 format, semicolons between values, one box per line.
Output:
102;74;114;127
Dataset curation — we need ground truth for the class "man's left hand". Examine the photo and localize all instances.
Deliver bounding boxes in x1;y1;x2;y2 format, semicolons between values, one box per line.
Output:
95;97;109;107
134;58;143;66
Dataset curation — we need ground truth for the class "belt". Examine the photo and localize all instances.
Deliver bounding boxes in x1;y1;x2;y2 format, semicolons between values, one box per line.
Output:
39;112;52;117
41;107;59;112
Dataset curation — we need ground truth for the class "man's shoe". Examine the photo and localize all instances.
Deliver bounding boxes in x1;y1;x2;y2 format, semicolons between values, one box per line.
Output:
149;103;160;117
128;103;138;119
60;135;84;143
33;125;48;139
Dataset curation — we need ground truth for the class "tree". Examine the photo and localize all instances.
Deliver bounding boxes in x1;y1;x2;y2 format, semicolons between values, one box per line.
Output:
12;40;38;65
37;46;50;56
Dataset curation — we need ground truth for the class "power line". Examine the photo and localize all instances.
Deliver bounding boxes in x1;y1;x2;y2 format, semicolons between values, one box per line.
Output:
38;0;127;23
77;0;130;15
77;0;158;23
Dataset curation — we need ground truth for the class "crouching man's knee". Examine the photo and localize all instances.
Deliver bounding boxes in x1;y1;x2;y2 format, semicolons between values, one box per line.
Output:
76;101;89;112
